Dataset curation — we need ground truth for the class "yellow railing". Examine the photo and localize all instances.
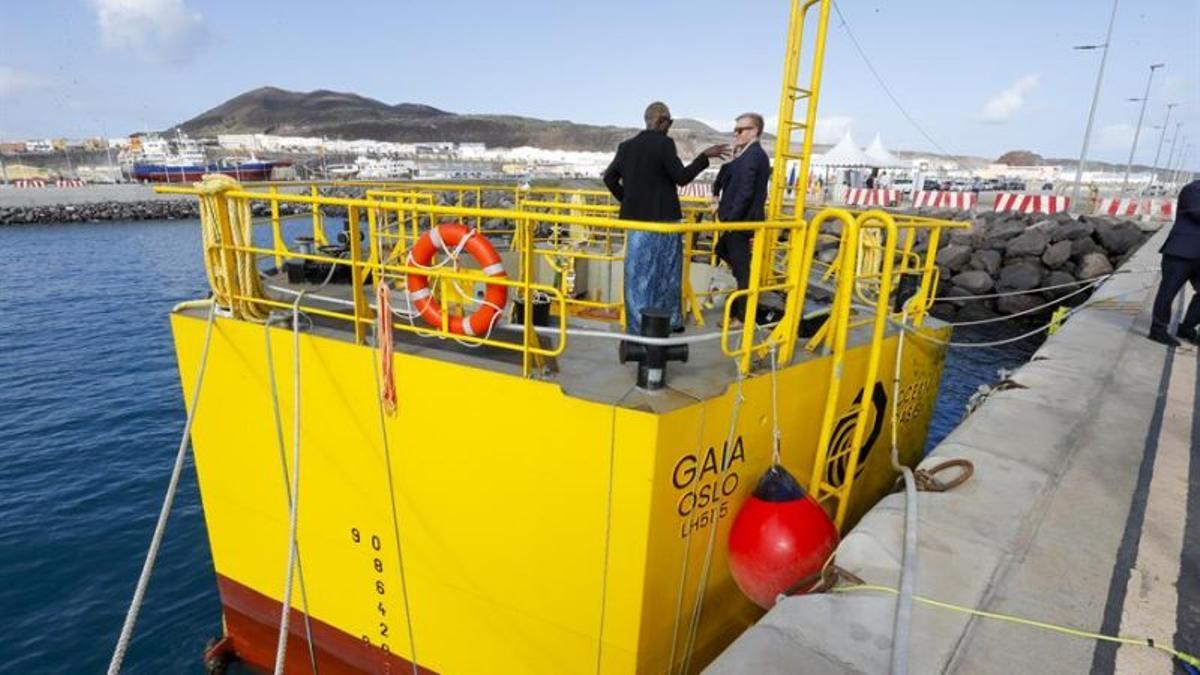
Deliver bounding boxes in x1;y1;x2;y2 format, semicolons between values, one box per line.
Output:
166;170;963;528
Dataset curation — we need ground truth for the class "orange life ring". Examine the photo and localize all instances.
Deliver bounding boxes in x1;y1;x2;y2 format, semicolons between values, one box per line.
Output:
405;223;508;336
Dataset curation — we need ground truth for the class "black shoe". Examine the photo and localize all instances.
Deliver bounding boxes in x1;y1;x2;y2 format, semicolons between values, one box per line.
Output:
1177;327;1200;346
1148;329;1181;348
672;325;685;334
756;308;784;325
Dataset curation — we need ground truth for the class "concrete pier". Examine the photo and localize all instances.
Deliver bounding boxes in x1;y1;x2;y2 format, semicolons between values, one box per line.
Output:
707;227;1198;674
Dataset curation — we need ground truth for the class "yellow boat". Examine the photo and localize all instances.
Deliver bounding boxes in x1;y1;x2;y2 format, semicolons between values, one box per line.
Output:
156;2;963;672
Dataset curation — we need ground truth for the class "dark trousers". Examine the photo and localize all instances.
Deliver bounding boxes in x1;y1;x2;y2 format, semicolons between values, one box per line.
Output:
715;231;753;321
1151;254;1200;333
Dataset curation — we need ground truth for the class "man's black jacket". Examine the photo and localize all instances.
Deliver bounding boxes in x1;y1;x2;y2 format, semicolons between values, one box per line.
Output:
603;130;709;221
1161;180;1200;260
715;141;769;222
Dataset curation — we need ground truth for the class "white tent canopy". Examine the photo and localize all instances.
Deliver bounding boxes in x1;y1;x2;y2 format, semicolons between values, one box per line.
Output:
865;133;904;168
814;130;876;168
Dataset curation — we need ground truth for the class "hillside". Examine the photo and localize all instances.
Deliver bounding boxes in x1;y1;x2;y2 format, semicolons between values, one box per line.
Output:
175;87;729;153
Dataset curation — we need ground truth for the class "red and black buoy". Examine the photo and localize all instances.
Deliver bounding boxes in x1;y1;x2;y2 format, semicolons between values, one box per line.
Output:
728;464;839;609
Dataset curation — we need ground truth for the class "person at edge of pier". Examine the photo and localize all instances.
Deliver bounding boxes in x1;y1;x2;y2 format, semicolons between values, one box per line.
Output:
603;101;728;334
1148;179;1200;347
712;112;782;327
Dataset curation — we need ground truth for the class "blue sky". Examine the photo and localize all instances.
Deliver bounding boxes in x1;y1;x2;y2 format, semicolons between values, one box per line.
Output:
1;0;1196;168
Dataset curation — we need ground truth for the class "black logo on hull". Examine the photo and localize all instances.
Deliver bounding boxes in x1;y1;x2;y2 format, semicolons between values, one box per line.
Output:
824;382;888;488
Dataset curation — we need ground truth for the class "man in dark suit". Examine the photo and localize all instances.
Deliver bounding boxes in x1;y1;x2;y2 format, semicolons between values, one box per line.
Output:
1149;179;1200;347
713;112;778;324
604;101;727;334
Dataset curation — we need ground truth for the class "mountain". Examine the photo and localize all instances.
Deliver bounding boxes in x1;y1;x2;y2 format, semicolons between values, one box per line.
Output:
174;87;728;153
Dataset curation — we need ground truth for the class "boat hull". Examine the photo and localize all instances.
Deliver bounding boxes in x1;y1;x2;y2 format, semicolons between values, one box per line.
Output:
171;311;949;674
131;162;277;183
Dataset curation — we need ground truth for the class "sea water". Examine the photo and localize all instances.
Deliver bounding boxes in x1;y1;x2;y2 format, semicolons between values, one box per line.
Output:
0;219;1037;672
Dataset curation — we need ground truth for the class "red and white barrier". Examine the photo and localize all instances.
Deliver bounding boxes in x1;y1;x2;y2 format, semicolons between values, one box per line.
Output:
993;192;1071;215
911;190;978;210
843;188;900;207
679;182;712;198
55;179;86;187
1094;197;1141;216
13;179;47;188
1093;197;1177;220
1150;199;1176;220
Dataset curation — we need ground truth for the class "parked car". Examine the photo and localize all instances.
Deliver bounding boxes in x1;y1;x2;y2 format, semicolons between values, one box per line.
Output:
923;179;942;191
1042;182;1054;191
892;178;914;195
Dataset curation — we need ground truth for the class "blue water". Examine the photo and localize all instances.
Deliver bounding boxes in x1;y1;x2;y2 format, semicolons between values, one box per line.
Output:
0;219;1038;672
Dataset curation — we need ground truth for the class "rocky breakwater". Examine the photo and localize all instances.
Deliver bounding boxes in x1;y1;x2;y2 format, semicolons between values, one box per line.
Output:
0;200;206;225
927;211;1159;322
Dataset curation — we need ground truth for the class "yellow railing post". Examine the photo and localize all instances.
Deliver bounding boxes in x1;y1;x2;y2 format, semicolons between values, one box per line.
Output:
831;211;897;527
737;225;769;373
807;214;858;500
269;186;284;268
367;206;380;288
914;227;942;326
520;216;535;378
348;207;370;344
213;191;242;311
311;184;328;245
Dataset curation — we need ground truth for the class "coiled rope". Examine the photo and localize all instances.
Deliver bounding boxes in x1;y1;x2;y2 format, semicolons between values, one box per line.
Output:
196;174;270;321
107;301;218;675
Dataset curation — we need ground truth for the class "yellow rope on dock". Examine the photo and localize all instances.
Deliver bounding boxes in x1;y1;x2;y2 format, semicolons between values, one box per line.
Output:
831;584;1200;669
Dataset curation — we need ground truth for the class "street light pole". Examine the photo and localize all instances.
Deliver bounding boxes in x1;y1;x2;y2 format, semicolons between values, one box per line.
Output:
1164;122;1183;185
1121;63;1164;193
1070;0;1120;207
1148;103;1178;191
1170;140;1190;187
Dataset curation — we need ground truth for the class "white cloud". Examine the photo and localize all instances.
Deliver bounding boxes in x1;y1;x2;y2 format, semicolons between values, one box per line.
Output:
1097;123;1135;151
92;0;207;65
979;74;1039;124
814;116;853;144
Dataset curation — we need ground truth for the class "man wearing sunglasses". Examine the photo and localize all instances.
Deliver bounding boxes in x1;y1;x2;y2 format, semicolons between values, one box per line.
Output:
713;112;779;325
604;101;729;334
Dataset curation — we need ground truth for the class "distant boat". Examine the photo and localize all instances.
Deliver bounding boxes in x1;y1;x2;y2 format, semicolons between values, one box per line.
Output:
123;131;284;183
131;159;282;183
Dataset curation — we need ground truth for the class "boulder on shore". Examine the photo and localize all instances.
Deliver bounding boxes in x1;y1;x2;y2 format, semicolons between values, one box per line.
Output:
996;293;1044;315
1041;240;1072;269
969;249;1003;276
1094;220;1144;255
936;244;973;273
951;270;995;295
997;261;1043;292
1005;229;1049;258
1077;252;1114;279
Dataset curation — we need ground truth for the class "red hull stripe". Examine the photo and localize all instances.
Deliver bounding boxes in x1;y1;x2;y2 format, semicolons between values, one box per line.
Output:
216;574;437;674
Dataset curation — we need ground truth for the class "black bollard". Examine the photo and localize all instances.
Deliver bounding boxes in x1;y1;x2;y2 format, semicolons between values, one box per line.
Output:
619;308;688;390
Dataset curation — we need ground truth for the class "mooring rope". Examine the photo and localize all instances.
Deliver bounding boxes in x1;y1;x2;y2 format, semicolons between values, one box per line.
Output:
107;301;218;675
665;390;709;675
273;292;307;675
680;372;747;675
888;306;917;675
263;309;319;675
